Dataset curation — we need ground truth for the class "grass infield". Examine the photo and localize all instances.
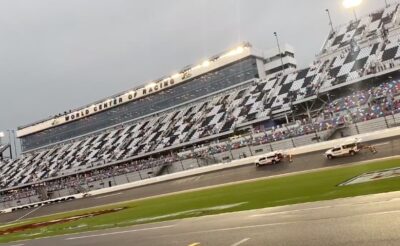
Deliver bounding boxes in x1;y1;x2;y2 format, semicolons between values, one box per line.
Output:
0;158;400;243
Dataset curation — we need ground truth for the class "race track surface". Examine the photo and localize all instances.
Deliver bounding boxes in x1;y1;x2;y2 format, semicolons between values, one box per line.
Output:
1;137;400;224
2;191;400;246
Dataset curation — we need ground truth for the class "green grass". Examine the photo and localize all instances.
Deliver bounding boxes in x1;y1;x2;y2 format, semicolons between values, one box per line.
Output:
1;158;400;243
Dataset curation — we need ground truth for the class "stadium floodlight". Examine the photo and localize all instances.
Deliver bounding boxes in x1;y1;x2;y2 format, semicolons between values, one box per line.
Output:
343;0;362;20
146;82;156;89
171;73;180;79
343;0;362;8
236;46;244;53
202;60;210;67
222;45;245;58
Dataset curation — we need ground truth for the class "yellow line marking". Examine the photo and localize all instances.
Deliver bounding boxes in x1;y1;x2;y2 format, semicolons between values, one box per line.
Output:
188;243;201;246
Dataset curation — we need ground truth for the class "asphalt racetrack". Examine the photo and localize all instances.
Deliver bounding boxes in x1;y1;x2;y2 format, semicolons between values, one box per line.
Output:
2;191;400;246
1;137;400;225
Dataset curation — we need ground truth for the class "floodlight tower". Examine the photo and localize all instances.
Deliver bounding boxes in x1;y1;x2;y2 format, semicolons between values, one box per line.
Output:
343;0;363;21
273;32;285;74
326;9;335;32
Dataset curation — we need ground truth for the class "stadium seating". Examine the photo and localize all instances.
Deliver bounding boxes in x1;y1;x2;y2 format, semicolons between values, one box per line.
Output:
0;78;276;189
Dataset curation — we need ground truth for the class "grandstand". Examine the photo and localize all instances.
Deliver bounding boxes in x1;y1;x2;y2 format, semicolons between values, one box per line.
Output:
16;43;297;152
2;3;400;209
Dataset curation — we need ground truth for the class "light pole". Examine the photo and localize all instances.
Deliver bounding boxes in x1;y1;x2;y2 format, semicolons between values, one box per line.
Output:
326;9;334;32
273;32;285;74
0;132;4;145
353;9;358;21
7;130;13;159
0;132;4;160
12;130;18;157
343;0;362;21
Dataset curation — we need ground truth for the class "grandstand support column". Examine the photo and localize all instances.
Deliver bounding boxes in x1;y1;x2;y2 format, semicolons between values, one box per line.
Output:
195;156;200;167
125;174;130;183
355;122;360;134
164;164;170;174
179;156;185;171
228;141;234;160
348;112;360;134
85;178;90;192
298;101;314;122
112;175;117;186
384;115;390;128
392;112;397;126
36;185;49;201
305;102;313;122
247;139;254;156
138;170;143;180
314;130;320;142
290;137;296;148
212;153;217;163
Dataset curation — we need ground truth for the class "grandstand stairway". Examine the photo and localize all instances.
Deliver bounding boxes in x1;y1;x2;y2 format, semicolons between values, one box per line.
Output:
325;125;350;140
36;185;49;201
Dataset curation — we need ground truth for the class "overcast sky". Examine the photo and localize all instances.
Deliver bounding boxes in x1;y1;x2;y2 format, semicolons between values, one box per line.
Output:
0;0;388;132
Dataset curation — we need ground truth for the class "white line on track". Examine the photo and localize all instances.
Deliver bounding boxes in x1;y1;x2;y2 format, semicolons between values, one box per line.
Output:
14;206;42;222
365;209;400;216
231;237;250;246
199;222;297;234
182;210;400;237
249;205;333;217
94;192;123;199
65;225;175;240
374;142;390;147
250;198;400;218
8;244;24;246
